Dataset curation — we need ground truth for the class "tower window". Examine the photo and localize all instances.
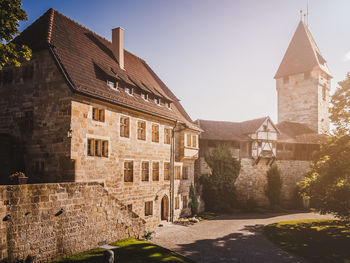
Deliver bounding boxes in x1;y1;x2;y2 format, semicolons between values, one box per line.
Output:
283;76;289;84
322;86;327;101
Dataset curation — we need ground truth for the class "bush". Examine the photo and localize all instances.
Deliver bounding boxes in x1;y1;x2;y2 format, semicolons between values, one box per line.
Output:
201;144;241;213
265;165;282;208
189;183;199;215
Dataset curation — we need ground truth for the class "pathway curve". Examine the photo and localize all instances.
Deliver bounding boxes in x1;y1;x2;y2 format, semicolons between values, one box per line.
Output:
152;212;333;263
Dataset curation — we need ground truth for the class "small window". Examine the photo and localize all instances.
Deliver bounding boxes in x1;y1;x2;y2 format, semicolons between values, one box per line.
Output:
186;134;192;147
152;124;159;143
164;162;170;180
152;162;159;181
164;128;171;144
322;86;327;101
127;204;132;212
125;86;133;95
182;196;188;209
124;161;133;182
165;101;171;109
283;76;289;84
141;92;148;101
137;121;146;140
175;166;181;180
192;135;197;148
33;160;45;175
107;80;118;90
175;197;179;209
120;116;130;138
145;201;153;216
92;108;105;122
87;139;108;157
182;166;188;180
22;64;34;80
154;97;160;105
142;161;149;181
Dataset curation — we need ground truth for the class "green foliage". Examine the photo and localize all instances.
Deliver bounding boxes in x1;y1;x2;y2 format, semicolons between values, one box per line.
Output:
330;73;350;134
265;219;350;263
189;183;199;215
54;238;195;262
298;74;350;219
298;134;350;219
201;144;241;212
265;165;282;208
0;0;31;69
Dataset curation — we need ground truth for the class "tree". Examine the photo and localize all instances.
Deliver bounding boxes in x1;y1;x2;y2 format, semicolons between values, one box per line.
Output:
299;74;350;219
330;72;350;134
189;183;199;215
265;165;282;208
201;144;241;212
0;0;31;69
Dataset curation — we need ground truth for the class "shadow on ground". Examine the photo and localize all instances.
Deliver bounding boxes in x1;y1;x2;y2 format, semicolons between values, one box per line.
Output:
175;224;305;263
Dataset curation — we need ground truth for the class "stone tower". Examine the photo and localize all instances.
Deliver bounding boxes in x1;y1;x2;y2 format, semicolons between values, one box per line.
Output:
275;20;332;134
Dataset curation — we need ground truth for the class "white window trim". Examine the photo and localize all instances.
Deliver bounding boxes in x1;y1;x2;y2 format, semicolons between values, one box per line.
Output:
151;122;161;144
119;114;131;141
86;135;111;159
151;160;161;182
136;118;147;142
90;105;107;126
140;160;150;182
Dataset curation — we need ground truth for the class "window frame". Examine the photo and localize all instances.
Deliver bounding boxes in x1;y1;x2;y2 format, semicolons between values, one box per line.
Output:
145;201;153;216
164;128;171;144
182;195;188;209
92;107;105;122
141;161;149;182
137;120;146;141
152;124;160;143
124;160;134;182
164;162;170;181
87;138;108;157
175;165;181;180
120;116;130;138
152;161;160;181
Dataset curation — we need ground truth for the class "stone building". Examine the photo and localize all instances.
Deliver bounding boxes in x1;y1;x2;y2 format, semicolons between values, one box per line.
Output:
0;8;200;226
195;20;329;207
275;20;332;134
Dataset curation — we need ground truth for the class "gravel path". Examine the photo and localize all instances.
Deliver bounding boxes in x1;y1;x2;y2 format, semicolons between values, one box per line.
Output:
152;212;334;263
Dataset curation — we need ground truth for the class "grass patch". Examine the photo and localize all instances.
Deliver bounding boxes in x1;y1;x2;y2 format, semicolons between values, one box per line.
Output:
53;238;194;263
264;219;350;263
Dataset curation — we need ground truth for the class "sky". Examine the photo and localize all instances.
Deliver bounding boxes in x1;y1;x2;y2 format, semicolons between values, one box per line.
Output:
20;0;350;123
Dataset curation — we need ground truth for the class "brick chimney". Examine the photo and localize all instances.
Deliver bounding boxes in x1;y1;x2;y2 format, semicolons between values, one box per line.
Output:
112;27;124;70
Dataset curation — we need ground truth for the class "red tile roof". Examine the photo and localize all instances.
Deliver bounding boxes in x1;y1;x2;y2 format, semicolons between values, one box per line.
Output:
274;21;331;79
16;8;199;130
196;117;270;141
276;121;326;144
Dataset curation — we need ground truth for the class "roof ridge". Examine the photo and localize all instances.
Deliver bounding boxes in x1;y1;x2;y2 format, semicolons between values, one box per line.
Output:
47;8;55;43
51;8;112;45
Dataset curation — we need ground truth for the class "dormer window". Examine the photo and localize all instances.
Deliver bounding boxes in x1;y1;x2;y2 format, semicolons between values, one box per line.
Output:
165;101;171;109
154;97;160;105
125;86;133;95
141;92;148;101
107;80;118;90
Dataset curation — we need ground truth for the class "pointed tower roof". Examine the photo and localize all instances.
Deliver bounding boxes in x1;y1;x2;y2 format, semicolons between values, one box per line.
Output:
274;21;332;79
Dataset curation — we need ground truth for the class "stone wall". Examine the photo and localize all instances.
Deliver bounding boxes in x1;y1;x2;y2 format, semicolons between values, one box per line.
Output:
0;182;146;262
276;160;311;206
0;49;73;184
276;69;330;134
197;157;311;208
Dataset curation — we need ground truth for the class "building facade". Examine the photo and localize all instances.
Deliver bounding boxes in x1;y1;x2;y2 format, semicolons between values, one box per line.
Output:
0;9;200;226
